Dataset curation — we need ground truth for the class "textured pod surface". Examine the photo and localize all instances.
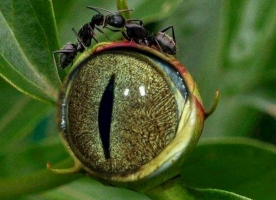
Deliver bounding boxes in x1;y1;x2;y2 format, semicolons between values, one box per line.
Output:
57;42;205;182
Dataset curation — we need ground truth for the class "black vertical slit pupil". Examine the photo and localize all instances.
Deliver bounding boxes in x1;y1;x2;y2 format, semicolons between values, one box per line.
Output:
98;74;115;159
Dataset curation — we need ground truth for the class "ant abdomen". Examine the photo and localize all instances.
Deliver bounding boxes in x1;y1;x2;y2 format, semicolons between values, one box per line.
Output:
53;43;78;69
155;32;176;55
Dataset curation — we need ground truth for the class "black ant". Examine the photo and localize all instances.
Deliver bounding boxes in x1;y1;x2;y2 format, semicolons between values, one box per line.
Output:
117;20;177;55
53;6;176;69
122;22;176;55
53;7;132;69
52;28;93;70
87;6;131;29
52;43;78;69
87;7;176;55
87;7;148;44
148;26;176;55
103;18;177;55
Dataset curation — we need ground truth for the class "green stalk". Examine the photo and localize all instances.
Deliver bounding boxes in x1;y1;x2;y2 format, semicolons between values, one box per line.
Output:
116;0;131;19
145;177;193;200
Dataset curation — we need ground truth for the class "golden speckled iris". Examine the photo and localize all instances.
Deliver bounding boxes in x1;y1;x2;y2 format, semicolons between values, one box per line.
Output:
65;50;183;173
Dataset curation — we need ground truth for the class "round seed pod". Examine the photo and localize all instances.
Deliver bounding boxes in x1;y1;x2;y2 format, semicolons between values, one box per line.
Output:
48;41;218;183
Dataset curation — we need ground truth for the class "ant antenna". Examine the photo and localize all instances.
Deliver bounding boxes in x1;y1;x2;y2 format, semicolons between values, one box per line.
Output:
87;6;115;14
115;8;134;14
87;6;133;15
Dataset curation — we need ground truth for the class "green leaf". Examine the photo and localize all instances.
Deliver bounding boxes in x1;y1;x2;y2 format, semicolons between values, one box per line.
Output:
157;0;276;139
116;0;130;19
0;78;52;152
0;139;82;199
0;78;79;199
241;92;276;120
116;0;128;10
130;0;183;24
211;0;276;137
147;180;251;200
181;138;276;200
24;178;151;200
0;0;61;104
0;139;67;178
186;188;251;200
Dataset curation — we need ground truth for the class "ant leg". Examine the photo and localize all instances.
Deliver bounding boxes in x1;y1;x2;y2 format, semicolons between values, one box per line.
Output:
104;26;126;41
87;6;115;14
127;19;144;26
160;26;176;43
130;38;134;45
72;28;87;49
86;24;99;43
104;26;121;33
115;8;134;14
92;35;99;43
53;49;78;53
154;39;164;54
72;28;93;56
121;32;134;45
86;6;102;14
87;6;133;15
52;48;78;69
121;31;131;41
94;26;112;41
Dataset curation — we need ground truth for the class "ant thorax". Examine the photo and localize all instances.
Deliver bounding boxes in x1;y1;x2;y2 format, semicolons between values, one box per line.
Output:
91;14;104;26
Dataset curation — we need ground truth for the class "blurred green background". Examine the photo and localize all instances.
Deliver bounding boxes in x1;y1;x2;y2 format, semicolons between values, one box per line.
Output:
54;0;276;142
1;0;276;199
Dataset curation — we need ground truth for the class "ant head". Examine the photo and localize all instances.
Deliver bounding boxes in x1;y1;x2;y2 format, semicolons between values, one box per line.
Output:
87;6;105;26
87;6;133;28
105;14;125;28
91;13;104;26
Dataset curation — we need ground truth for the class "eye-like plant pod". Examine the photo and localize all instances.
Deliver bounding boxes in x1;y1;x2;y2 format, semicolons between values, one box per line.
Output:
48;41;218;185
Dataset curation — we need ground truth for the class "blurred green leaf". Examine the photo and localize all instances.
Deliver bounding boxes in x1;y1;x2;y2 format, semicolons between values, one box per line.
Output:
24;177;150;200
147;177;251;200
0;139;67;178
0;0;61;103
181;138;276;200
130;0;183;23
242;92;276;120
158;0;276;139
0;139;82;199
116;0;131;19
0;79;53;153
185;187;251;200
0;78;80;198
